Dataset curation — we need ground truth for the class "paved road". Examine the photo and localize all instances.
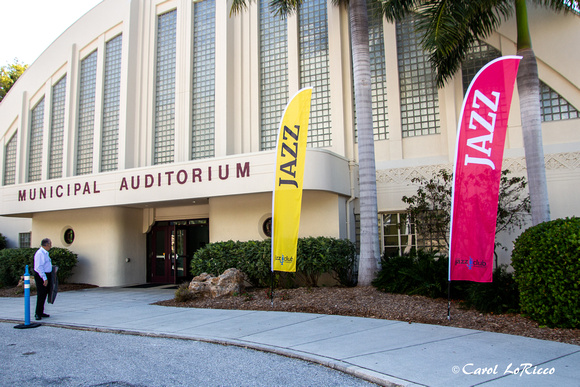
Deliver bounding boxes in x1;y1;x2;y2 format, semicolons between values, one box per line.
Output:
1;322;373;386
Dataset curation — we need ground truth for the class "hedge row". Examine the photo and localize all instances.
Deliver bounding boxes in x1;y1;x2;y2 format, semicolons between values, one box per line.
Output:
0;247;78;287
190;237;357;287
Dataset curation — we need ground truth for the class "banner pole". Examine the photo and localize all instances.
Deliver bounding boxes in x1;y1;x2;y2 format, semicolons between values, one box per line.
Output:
270;270;274;306
447;281;451;321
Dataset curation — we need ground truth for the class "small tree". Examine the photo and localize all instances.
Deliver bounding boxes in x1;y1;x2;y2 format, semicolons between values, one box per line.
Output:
402;169;531;256
402;169;453;251
0;59;28;102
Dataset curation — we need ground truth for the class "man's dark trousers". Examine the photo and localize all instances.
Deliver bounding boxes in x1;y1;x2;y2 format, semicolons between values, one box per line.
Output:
33;271;51;316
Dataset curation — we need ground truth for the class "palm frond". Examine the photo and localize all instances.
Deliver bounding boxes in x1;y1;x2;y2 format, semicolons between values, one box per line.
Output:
269;0;304;17
532;0;580;14
429;35;477;88
230;0;305;19
413;0;515;87
332;0;351;8
380;0;424;22
414;0;467;58
230;0;252;16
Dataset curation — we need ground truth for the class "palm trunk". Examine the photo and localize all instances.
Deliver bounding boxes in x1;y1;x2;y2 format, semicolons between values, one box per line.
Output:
350;0;380;285
515;0;551;225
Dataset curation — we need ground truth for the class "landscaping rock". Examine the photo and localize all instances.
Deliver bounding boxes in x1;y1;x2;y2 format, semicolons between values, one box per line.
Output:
188;268;245;298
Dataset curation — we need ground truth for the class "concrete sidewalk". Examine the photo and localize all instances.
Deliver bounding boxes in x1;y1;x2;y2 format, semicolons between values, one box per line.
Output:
1;286;578;386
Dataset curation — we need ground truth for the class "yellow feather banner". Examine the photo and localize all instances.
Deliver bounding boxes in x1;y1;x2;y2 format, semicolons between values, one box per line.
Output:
271;88;313;272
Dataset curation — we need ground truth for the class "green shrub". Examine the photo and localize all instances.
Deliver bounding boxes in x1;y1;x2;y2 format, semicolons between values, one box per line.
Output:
49;247;79;284
0;248;35;287
297;237;333;287
0;233;7;250
327;238;357;287
297;237;357;287
461;265;520;314
190;237;357;288
0;247;78;287
235;239;272;287
190;239;271;287
373;250;519;313
372;250;448;298
512;217;580;328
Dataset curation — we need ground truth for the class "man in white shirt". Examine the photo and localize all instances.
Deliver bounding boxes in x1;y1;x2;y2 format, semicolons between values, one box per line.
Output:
33;238;53;320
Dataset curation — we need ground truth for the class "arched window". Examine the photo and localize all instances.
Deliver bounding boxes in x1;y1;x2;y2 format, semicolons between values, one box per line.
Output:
77;50;98;175
299;0;332;147
192;0;215;160
154;9;177;165
28;97;45;182
49;75;66;179
101;34;123;172
259;0;288;150
540;81;579;122
3;131;17;185
396;17;440;137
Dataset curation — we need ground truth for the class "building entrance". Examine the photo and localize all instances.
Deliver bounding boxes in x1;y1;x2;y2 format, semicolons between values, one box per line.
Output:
147;219;209;284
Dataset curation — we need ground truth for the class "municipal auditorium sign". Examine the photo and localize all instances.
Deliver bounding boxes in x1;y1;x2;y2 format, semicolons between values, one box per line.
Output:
0;150;351;216
16;161;250;202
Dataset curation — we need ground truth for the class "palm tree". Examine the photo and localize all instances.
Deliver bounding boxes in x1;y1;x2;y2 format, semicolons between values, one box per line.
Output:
231;0;381;285
379;0;577;226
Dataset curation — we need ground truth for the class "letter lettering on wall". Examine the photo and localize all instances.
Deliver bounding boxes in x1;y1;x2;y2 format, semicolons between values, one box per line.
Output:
177;170;187;184
192;168;202;182
219;165;229;180
13;160;255;206
145;174;154;188
237;162;250;178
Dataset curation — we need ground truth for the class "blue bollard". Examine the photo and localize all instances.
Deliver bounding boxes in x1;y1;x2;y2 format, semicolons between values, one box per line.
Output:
24;265;30;325
14;265;41;329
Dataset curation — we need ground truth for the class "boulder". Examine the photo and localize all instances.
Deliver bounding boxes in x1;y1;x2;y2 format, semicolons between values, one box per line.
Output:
17;275;37;291
188;268;245;298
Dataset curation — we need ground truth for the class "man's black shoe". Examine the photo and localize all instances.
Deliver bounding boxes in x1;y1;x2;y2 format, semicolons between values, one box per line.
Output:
35;314;42;320
41;313;50;318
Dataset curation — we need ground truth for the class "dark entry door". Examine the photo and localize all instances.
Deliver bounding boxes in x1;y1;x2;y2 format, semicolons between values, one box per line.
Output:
149;225;172;283
148;220;209;284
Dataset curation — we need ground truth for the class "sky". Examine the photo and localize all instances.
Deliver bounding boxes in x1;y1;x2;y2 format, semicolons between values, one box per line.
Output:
0;0;103;66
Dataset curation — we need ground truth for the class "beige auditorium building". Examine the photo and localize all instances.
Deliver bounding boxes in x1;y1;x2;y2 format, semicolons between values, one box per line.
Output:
1;0;579;287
